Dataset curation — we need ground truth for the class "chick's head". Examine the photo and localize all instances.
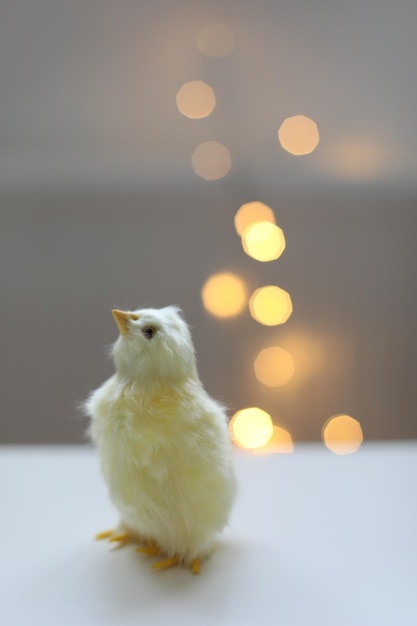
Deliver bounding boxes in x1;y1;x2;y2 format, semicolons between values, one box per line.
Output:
111;306;197;384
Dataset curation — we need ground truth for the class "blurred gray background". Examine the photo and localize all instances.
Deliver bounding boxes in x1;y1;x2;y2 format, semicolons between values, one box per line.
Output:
0;0;416;444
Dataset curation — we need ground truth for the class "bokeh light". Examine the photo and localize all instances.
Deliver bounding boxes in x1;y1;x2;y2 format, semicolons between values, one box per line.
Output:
278;115;320;156
327;139;385;179
254;425;294;454
234;201;276;236
201;272;247;318
191;141;231;180
322;414;363;455
230;408;274;449
176;80;216;120
249;286;293;326
242;221;286;262
254;346;295;387
276;331;325;388
197;23;235;58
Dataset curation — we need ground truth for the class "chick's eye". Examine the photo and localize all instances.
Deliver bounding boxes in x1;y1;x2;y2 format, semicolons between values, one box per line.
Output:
142;326;156;339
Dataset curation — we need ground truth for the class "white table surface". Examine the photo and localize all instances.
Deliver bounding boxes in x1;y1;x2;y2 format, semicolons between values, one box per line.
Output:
1;444;416;626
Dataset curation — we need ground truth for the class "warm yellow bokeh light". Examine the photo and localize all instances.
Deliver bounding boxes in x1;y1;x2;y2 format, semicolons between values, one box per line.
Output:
278;115;320;156
234;201;276;236
191;141;231;180
201;272;247;318
254;425;294;454
249;286;293;326
254;346;295;387
327;139;385;179
197;23;235;58
242;221;286;262
322;414;363;455
176;80;216;120
230;408;274;449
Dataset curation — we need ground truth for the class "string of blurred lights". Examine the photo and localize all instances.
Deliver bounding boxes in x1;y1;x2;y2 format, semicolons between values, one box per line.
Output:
176;22;362;455
175;23;235;180
229;201;294;453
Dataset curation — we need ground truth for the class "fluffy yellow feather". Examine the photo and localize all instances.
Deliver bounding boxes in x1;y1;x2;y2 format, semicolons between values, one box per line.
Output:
84;306;237;574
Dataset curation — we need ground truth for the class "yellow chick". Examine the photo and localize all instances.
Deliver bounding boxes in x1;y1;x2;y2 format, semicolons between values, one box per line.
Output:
84;306;237;574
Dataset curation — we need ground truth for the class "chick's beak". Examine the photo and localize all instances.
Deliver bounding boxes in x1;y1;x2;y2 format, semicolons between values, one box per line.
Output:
112;309;138;336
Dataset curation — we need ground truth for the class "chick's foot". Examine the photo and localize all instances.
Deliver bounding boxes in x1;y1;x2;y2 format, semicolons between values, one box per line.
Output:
136;539;160;556
94;529;133;546
152;555;179;571
150;554;201;575
109;532;131;543
95;529;114;540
